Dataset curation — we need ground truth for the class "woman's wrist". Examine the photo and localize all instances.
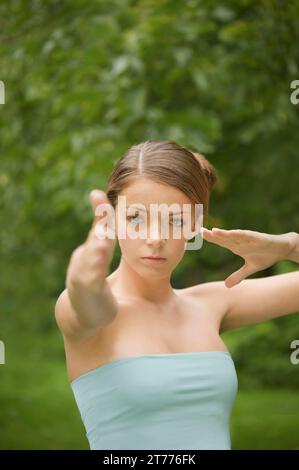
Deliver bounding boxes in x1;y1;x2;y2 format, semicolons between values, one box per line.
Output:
285;232;299;263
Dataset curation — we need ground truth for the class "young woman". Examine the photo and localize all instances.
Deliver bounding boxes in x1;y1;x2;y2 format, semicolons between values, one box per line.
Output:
55;140;299;450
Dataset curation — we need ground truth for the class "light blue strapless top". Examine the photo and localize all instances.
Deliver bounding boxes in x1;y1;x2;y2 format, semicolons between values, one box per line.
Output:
70;351;238;450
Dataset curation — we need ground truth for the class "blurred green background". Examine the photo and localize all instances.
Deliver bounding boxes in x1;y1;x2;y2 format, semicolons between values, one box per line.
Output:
1;0;299;450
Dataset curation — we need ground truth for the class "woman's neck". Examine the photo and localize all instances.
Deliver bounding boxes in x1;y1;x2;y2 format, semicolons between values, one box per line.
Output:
108;257;176;306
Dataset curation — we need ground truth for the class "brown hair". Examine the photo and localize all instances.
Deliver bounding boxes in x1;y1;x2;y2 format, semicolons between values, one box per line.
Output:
106;140;217;225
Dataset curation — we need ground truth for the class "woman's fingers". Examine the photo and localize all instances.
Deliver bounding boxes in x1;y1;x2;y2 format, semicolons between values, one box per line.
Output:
88;189;115;241
87;189;116;263
202;227;254;249
202;227;271;286
89;189;108;224
66;190;117;295
202;227;238;249
224;262;257;288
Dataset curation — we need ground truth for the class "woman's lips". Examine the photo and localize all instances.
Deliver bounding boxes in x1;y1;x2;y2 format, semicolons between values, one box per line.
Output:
141;257;166;264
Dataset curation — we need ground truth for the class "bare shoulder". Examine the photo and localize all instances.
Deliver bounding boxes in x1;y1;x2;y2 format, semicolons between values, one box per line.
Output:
175;280;231;333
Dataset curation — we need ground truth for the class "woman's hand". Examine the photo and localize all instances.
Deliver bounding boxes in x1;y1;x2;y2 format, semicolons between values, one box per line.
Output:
201;227;297;288
66;190;116;294
56;190;118;340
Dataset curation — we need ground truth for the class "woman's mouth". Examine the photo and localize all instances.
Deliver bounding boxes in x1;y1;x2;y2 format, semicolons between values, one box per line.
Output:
141;257;166;264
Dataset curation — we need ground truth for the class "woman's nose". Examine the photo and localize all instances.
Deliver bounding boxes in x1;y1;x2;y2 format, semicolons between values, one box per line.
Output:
145;221;167;246
146;236;166;248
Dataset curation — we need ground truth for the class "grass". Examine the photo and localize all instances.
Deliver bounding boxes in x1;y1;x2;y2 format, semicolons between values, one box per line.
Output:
231;388;299;449
0;359;89;449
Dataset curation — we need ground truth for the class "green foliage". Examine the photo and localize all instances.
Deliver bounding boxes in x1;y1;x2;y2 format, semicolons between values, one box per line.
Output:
232;315;299;389
231;388;299;449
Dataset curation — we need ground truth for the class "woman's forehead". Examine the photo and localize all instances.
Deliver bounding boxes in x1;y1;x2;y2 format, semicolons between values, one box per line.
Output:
118;177;193;207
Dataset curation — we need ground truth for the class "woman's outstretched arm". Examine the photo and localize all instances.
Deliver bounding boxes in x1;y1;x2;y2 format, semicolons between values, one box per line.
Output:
55;190;118;342
287;233;299;263
201;228;299;333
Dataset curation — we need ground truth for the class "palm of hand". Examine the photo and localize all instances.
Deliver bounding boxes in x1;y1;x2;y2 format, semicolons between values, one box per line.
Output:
201;228;288;288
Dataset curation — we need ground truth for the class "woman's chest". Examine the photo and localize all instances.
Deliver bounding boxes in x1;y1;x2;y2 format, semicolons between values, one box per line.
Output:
91;292;227;357
66;289;228;382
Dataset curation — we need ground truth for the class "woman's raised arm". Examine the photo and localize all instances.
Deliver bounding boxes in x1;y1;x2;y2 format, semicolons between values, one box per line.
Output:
201;228;299;333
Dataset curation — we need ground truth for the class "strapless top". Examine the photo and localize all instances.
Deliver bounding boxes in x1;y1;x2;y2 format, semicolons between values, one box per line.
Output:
70;351;238;450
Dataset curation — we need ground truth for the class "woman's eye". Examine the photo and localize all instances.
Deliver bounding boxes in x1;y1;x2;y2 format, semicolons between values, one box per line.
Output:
126;214;184;227
126;214;143;224
171;218;184;226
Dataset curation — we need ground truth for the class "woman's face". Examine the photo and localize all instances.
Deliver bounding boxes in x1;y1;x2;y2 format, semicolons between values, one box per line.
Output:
114;177;197;278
